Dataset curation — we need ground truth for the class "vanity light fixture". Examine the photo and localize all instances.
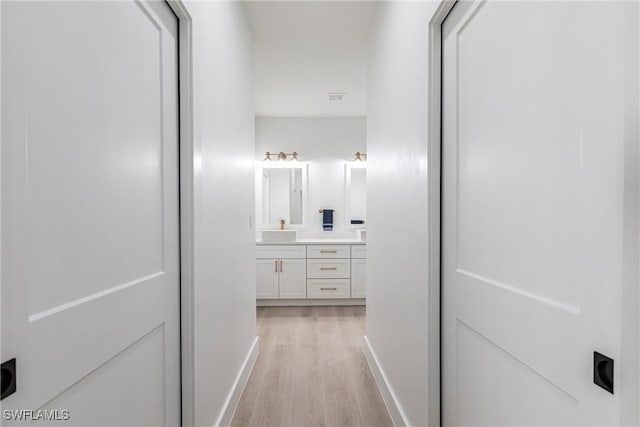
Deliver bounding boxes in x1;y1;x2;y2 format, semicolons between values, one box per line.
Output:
352;152;367;161
263;151;301;161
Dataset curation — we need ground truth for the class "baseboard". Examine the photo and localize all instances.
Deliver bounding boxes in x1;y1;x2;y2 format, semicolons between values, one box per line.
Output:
363;336;409;427
215;336;260;427
257;298;366;307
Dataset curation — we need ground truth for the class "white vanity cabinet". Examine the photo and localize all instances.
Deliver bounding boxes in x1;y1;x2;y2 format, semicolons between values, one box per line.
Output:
255;245;307;299
256;243;366;304
351;246;367;298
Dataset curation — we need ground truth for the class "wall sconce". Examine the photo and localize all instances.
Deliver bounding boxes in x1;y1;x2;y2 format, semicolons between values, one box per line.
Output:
264;151;300;161
352;152;367;161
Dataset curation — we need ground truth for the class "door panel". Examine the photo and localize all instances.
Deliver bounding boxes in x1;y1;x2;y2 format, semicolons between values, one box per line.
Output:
1;1;180;424
442;1;637;425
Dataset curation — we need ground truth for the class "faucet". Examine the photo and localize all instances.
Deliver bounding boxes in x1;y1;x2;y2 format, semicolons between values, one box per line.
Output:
280;219;285;230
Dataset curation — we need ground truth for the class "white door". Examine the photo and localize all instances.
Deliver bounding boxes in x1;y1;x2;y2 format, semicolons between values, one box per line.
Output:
351;259;366;298
442;1;638;425
279;259;306;299
256;259;279;299
1;1;180;425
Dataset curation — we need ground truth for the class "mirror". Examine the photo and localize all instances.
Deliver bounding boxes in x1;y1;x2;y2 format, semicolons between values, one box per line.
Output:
257;164;308;227
345;164;366;228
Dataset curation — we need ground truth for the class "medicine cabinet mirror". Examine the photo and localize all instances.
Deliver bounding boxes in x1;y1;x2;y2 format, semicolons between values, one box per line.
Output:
256;164;308;228
345;164;367;229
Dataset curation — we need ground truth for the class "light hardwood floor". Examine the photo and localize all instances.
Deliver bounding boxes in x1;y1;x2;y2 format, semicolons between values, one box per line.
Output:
231;306;393;427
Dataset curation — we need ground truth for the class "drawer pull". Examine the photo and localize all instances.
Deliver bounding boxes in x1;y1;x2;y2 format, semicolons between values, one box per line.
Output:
320;267;338;271
320;250;337;254
320;287;337;291
275;260;278;273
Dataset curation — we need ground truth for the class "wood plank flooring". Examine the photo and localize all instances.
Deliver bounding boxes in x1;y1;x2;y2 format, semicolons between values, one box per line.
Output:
231;306;393;427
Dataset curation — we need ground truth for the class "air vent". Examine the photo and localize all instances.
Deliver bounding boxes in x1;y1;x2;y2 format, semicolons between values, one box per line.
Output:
328;92;347;101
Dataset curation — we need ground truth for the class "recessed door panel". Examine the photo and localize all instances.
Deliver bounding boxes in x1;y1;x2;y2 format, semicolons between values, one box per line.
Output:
1;1;181;424
442;1;636;425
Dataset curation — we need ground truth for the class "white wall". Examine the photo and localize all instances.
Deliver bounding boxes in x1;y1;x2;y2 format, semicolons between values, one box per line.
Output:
366;2;439;426
255;117;366;237
185;2;257;426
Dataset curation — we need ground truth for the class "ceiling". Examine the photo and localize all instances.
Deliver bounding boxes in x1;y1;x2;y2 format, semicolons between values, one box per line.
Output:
243;1;377;117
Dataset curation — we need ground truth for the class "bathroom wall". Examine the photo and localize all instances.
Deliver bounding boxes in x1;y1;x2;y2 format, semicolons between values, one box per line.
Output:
366;2;440;426
185;2;257;426
255;117;366;238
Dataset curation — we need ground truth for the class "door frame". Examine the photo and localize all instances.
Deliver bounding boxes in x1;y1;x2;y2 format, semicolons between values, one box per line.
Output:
426;1;640;426
164;2;196;426
425;3;455;426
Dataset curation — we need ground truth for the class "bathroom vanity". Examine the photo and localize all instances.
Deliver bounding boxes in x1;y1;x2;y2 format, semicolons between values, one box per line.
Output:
256;241;366;306
254;154;367;306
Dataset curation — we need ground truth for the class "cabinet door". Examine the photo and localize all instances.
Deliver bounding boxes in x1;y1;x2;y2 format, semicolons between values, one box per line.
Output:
351;245;367;259
256;259;279;299
351;259;366;298
279;259;307;299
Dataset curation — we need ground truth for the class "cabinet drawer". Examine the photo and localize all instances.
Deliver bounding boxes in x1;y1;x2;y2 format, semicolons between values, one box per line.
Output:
351;245;366;259
256;245;306;259
307;259;350;279
307;279;350;299
306;245;350;259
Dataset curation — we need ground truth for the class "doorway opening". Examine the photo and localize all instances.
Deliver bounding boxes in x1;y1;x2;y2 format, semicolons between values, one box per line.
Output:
232;3;390;426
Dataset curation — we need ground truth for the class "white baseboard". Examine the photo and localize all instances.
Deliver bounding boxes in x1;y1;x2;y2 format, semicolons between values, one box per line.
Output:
215;336;260;427
257;298;365;307
363;336;409;427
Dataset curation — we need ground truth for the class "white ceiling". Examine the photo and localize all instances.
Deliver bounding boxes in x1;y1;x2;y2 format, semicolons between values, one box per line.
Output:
243;1;377;117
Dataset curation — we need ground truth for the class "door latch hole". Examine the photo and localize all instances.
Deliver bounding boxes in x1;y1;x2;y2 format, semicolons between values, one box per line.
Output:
1;358;17;400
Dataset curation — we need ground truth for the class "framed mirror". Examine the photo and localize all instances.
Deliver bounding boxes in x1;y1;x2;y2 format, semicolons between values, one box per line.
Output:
345;163;367;229
256;163;308;228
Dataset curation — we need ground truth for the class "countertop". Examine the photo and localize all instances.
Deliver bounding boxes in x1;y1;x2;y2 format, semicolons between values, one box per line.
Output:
256;239;366;245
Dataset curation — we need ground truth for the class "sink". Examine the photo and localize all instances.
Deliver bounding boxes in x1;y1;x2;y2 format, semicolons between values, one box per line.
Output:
261;230;297;243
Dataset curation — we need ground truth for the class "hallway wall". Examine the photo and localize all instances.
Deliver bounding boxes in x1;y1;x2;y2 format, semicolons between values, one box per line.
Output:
366;2;439;426
185;2;257;426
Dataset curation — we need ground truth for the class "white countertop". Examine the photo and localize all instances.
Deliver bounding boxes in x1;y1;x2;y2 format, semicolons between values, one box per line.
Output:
256;239;366;245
